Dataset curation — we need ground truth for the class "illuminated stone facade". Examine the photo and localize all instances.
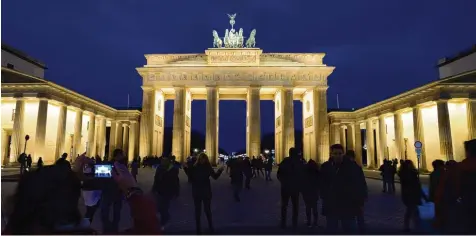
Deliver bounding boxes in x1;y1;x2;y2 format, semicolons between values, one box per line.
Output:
137;48;335;164
329;48;476;171
1;45;140;165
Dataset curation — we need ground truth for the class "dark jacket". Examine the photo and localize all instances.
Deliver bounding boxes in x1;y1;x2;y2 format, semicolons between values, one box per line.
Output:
189;163;223;199
243;159;252;177
152;165;180;198
302;160;320;199
277;156;305;193
265;157;274;171
320;158;367;217
100;161;122;200
230;160;245;184
398;168;425;206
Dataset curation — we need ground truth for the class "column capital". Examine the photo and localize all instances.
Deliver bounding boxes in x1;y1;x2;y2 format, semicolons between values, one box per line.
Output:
141;86;154;91
36;93;51;100
122;122;130;127
13;93;24;99
436;99;449;104
130;120;138;124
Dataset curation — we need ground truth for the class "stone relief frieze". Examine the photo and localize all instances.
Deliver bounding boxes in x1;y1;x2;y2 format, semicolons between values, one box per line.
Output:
145;71;326;83
146;55;206;65
262;53;324;65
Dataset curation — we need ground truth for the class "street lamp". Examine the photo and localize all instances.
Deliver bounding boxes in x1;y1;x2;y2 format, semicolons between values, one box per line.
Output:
264;149;269;154
194;148;198;153
203;149;206;153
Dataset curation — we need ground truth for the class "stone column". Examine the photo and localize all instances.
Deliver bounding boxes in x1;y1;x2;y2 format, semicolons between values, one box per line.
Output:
139;88;154;157
72;109;83;158
11;97;25;161
437;100;454;160
394;112;404;159
99;117;107;157
282;87;295;157
330;123;341;145
316;88;329;161
354;122;363;166
413;105;427;170
128;121;137;162
346;124;355;151
339;126;346;149
206;86;219;165
172;87;187;162
34;98;48;160
2;130;9;165
87;113;96;157
247;86;261;158
108;120;117;159
378;115;388;162
122;123;129;156
467;99;476;140
54;104;67;160
366;119;375;168
116;122;123;150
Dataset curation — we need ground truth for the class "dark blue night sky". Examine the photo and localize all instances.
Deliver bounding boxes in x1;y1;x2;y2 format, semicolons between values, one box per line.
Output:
2;0;476;153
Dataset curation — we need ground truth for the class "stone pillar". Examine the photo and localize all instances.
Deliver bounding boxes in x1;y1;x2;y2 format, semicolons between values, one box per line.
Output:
72;109;83;158
467;99;476;140
122;123;129;156
139;88;154;157
128;121;137;162
87;113;96;157
99;117;107;157
11;97;25;161
346;124;355;151
206;86;219;165
316;88;329;162
354;122;363;166
54;104;67;160
247;86;261;158
437;100;454;160
378;115;387;162
108;120;117;159
2;130;9;166
330;123;341;145
282;87;295;158
172;87;187;162
394;112;404;159
413;106;427;170
339;126;346;149
34;98;48;160
116;122;123;150
366;119;375;168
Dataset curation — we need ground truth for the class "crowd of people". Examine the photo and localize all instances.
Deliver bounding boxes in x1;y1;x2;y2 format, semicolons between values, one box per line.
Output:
2;138;476;234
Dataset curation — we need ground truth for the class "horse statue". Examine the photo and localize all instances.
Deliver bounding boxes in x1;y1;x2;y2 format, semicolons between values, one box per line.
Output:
238;28;244;47
212;30;223;48
246;29;256;48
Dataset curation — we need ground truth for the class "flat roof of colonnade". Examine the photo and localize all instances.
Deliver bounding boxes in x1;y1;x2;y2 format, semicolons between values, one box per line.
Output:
1;67;141;122
328;69;476;123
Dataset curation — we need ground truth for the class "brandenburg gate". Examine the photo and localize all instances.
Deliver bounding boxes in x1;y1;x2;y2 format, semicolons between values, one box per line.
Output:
136;15;335;164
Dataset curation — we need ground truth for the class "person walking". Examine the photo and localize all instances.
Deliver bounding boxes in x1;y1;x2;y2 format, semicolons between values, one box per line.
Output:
345;150;368;233
100;149;125;234
131;158;139;182
265;155;274;181
37;157;44;169
243;157;253;189
302;159;319;227
187;153;225;234
230;157;245;201
17;153;27;175
321;144;367;234
398;160;428;232
277;147;305;230
152;157;180;230
26;154;32;171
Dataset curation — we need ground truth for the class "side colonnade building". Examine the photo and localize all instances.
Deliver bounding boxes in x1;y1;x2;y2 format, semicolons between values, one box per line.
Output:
1;44;140;165
328;47;476;171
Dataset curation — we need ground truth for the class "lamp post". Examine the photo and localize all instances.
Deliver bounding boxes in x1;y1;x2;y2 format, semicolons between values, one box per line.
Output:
23;135;30;154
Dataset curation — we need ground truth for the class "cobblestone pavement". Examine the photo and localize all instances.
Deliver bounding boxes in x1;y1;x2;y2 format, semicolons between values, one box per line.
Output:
2;168;432;234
